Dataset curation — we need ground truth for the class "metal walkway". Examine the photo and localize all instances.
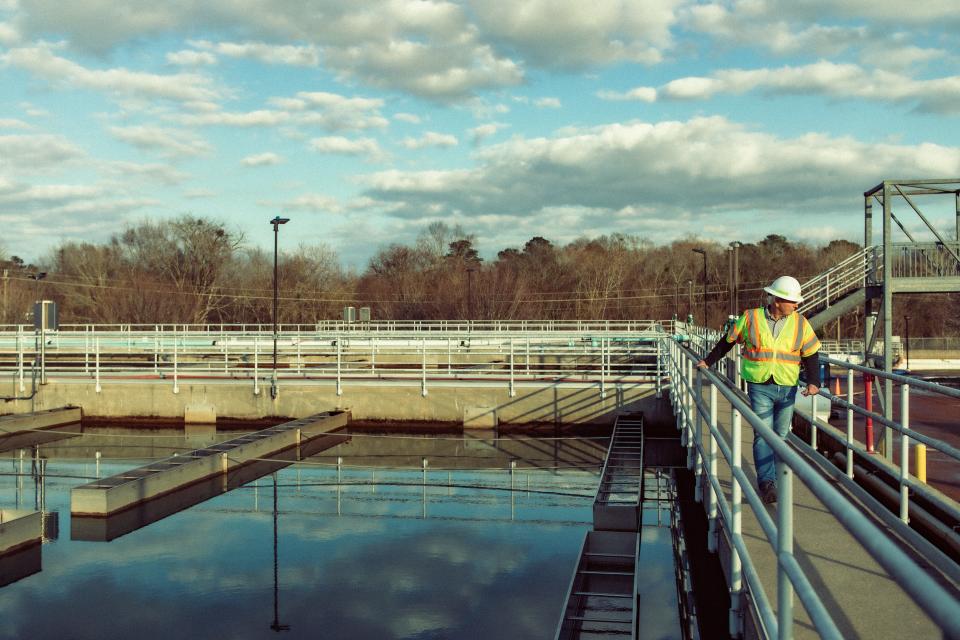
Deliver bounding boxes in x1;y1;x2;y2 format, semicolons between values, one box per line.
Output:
556;414;693;640
557;414;646;640
593;416;644;532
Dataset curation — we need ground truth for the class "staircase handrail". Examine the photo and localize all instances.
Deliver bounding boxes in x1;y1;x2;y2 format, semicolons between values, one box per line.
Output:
800;246;879;316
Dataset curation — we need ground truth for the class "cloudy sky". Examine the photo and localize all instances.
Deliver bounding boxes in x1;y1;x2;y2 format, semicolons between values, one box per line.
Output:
1;0;958;268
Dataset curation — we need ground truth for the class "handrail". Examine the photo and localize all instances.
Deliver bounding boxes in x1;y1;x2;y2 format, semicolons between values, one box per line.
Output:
666;336;960;639
0;325;671;397
799;245;877;315
683;322;960;520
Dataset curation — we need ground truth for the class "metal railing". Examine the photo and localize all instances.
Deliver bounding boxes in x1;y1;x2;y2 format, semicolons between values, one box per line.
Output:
799;246;877;316
799;241;960;317
667;332;960;639
0;324;670;397
0;320;664;334
891;241;960;279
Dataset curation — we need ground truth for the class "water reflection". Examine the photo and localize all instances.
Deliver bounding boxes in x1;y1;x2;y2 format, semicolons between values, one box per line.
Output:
0;427;601;639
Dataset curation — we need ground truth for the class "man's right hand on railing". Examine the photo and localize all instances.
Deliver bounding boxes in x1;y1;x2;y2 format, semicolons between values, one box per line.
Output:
696;359;707;369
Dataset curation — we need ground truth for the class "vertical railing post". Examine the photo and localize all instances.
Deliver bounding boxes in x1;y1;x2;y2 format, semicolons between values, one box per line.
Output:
95;337;101;393
685;358;694;468
600;337;606;400
777;459;795;640
17;326;24;392
526;338;530;375
84;325;90;374
734;344;742;391
900;384;910;523
694;368;703;502
810;393;818;450
421;337;427;397
846;368;855;478
655;337;662;398
173;330;179;394
336;337;342;396
509;338;515;397
729;407;744;638
253;336;260;396
707;383;718;553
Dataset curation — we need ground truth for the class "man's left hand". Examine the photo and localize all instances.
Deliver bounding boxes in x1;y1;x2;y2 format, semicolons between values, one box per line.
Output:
801;384;819;397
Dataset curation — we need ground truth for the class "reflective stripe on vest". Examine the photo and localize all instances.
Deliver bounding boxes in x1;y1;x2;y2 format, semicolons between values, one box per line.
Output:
738;308;811;385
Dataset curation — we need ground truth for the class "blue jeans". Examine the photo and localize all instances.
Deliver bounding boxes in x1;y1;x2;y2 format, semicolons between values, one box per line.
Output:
747;383;798;486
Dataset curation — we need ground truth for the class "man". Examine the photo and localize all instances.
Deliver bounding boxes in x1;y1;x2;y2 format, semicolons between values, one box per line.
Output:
696;275;821;504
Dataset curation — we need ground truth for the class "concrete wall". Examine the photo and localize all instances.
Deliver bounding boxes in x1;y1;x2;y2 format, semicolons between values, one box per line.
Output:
11;380;671;426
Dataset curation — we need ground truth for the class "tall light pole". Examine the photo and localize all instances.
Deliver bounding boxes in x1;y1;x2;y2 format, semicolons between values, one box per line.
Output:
692;248;707;325
270;217;289;399
728;241;741;316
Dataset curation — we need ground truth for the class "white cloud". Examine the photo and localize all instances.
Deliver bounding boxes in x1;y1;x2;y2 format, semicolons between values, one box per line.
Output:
469;122;508;145
859;43;946;72
309;136;384;160
685;4;868;56
0;20;20;46
0;133;85;171
108;125;213;157
183;188;216;199
597;87;657;102
400;131;458;149
240;152;283;167
653;62;960;114
0;177;156;239
177;110;290;128
324;37;523;101
190;39;320;66
534;97;561;109
0;118;32;130
394;113;422;124
283;193;343;213
19;102;50;118
360;117;960;228
471;0;680;67
2;44;222;106
101;160;188;185
11;1;524;101
166;49;217;66
0;182;101;205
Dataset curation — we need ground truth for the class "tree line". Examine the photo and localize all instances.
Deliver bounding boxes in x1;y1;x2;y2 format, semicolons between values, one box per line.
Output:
1;215;956;337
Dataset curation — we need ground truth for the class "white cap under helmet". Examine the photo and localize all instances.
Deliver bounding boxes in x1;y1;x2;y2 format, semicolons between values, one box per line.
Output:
764;276;803;303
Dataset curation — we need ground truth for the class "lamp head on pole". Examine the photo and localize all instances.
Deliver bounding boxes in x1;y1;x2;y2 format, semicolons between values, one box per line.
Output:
270;216;290;230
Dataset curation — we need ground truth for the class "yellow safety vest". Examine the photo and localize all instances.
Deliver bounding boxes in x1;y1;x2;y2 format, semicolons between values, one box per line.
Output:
725;308;821;385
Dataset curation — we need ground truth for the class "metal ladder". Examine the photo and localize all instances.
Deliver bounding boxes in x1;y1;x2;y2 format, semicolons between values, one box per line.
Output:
557;414;645;639
592;415;645;532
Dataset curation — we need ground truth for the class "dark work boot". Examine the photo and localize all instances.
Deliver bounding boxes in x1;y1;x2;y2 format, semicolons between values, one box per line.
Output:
760;480;778;504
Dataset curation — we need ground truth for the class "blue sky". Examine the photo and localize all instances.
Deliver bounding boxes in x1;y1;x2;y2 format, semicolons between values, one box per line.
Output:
1;0;958;269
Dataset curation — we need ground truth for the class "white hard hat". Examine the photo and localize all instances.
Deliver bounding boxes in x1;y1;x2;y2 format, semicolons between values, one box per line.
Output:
764;276;803;303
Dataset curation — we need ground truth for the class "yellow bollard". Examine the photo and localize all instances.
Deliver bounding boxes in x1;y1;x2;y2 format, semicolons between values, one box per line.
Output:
915;444;927;483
